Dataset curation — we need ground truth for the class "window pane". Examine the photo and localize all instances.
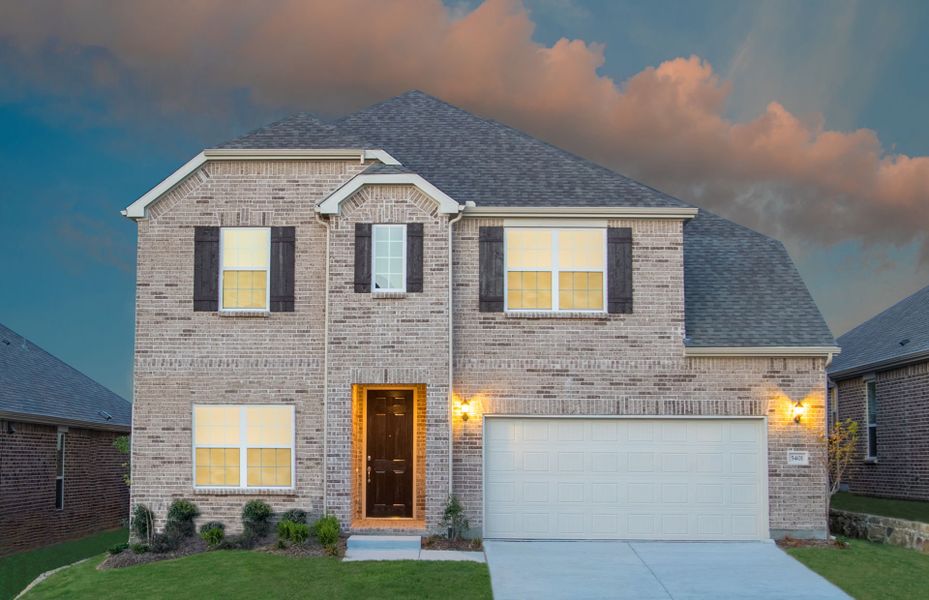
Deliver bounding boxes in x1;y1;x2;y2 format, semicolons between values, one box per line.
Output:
246;406;293;446
247;448;292;487
222;228;269;269
194;406;241;445
507;271;552;310
559;271;603;310
55;479;64;510
223;270;267;309
558;229;604;269
55;433;65;477
194;446;240;486
372;225;404;290
507;230;553;269
868;426;878;457
866;382;877;425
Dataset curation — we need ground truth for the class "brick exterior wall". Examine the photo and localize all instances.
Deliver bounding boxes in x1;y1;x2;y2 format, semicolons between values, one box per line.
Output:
0;422;128;557
834;360;929;501
131;159;828;538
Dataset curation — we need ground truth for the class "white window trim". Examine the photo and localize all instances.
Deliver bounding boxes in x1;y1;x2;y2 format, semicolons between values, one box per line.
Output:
218;227;271;313
866;381;878;460
55;431;65;510
371;224;407;293
503;227;608;313
192;404;296;490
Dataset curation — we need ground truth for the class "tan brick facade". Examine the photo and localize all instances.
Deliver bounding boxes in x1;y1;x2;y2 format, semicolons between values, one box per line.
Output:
131;159;829;538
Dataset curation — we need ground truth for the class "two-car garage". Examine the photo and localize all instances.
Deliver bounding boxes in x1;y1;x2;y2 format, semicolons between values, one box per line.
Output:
483;417;769;540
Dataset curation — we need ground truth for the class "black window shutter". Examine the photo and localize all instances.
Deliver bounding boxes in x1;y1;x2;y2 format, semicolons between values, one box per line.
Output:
354;223;372;293
270;226;295;312
479;226;505;312
193;226;219;311
406;223;424;292
607;227;633;314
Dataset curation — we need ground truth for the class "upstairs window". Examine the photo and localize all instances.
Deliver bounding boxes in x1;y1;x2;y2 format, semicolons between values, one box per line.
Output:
193;405;294;489
220;228;270;311
866;381;878;459
372;224;406;292
55;431;65;510
505;228;606;312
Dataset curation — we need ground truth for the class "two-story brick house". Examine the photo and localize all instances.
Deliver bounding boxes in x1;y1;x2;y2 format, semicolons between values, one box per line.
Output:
125;91;837;540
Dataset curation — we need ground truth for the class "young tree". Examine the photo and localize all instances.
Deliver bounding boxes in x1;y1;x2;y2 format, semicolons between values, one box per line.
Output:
825;419;859;496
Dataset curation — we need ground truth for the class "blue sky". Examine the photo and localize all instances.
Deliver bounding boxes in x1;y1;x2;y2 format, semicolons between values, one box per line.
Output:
1;0;927;400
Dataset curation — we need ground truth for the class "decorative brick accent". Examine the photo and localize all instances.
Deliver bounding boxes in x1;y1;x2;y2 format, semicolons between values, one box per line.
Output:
0;422;128;557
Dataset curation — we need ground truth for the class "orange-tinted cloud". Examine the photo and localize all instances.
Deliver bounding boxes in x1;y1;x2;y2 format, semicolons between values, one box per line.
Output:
2;0;927;253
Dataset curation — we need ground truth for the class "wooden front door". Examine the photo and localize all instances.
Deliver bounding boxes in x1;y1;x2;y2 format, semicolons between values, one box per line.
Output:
366;389;414;518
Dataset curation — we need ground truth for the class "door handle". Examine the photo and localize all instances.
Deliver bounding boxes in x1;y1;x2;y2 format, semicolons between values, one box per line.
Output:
366;465;371;483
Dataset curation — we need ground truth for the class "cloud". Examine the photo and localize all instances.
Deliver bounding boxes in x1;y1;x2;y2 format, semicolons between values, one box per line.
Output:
1;0;927;256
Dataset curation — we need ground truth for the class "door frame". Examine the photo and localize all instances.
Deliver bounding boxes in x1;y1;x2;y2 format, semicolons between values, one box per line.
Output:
361;384;419;520
481;414;770;540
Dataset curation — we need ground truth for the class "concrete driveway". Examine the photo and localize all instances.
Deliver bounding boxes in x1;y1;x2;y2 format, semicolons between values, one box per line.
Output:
484;540;849;600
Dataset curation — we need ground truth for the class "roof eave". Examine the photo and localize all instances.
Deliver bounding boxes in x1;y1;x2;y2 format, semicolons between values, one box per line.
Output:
828;348;929;380
0;409;131;432
462;206;699;219
685;345;841;358
316;172;463;215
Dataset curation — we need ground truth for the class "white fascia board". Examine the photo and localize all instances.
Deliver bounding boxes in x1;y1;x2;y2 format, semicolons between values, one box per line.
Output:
122;148;402;220
317;173;463;215
684;346;841;357
462;206;699;219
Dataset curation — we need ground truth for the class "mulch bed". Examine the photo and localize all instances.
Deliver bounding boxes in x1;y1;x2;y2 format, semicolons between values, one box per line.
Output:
261;536;347;558
100;537;209;570
421;536;483;551
777;536;848;550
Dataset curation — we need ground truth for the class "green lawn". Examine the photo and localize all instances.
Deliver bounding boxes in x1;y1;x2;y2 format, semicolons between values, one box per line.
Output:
23;551;492;599
0;528;128;600
788;539;929;600
831;492;929;524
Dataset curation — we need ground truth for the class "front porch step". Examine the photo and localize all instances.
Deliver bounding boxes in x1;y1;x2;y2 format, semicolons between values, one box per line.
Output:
346;535;421;552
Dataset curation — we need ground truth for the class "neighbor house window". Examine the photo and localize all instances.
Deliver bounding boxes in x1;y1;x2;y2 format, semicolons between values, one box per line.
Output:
866;381;878;459
829;386;838;428
505;228;605;311
55;431;65;510
220;228;270;311
193;405;294;488
372;224;406;291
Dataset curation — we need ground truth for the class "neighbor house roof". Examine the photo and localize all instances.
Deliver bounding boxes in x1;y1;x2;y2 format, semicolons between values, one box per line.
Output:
132;90;836;351
828;283;929;379
0;323;131;430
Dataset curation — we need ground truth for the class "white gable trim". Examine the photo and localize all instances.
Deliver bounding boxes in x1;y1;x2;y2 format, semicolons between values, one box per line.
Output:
316;173;464;215
684;346;841;357
121;148;402;219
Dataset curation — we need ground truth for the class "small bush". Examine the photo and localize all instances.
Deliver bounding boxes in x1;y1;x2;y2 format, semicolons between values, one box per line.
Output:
107;542;129;555
167;499;200;524
440;495;469;541
129;543;149;554
131;504;155;542
150;531;182;554
312;515;341;547
217;532;258;550
277;519;310;544
199;521;225;547
281;509;308;525
242;500;273;537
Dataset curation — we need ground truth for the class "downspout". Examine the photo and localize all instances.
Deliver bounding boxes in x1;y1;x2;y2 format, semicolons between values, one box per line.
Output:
447;206;466;496
315;212;331;515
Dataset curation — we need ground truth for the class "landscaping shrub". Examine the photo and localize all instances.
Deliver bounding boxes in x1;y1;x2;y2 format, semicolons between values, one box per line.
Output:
107;542;129;555
150;531;182;554
242;500;273;537
166;499;200;537
129;543;149;554
131;504;155;542
281;509;308;525
277;520;310;544
440;495;469;541
312;515;341;547
199;521;225;547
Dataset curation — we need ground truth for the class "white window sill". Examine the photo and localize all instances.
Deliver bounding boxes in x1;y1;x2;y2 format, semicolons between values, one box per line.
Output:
504;311;609;320
372;291;407;299
217;310;271;318
192;487;296;496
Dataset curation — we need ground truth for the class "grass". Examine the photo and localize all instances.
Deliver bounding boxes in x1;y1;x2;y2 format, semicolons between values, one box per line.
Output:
788;539;929;600
23;550;492;599
831;491;929;524
0;528;128;600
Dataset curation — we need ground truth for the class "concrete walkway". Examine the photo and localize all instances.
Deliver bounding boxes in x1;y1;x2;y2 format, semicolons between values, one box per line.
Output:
343;535;484;562
484;540;849;600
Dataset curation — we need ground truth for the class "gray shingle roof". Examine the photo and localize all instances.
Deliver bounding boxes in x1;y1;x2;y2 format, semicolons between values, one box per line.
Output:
0;323;131;429
828;283;929;377
215;90;834;349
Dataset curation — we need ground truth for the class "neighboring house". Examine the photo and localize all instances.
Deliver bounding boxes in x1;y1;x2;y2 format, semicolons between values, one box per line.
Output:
0;323;131;557
124;91;837;541
828;283;929;501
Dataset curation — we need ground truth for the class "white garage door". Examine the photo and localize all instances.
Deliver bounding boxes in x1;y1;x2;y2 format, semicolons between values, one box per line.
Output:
483;417;768;540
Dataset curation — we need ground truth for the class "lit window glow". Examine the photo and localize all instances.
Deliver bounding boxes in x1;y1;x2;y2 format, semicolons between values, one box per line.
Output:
221;228;270;310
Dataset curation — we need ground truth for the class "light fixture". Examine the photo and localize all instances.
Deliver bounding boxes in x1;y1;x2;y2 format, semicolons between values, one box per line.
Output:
460;399;473;422
791;400;806;424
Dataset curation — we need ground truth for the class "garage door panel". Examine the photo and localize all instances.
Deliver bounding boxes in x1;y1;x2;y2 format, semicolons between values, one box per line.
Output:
484;418;767;540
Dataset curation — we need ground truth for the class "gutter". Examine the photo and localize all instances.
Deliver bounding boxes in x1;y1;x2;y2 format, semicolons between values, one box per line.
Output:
829;348;929;381
315;212;332;515
447;206;466;496
684;346;841;358
0;410;131;433
462;206;699;220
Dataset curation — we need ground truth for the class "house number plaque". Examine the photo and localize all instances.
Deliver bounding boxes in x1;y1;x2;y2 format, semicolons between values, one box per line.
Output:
787;450;809;466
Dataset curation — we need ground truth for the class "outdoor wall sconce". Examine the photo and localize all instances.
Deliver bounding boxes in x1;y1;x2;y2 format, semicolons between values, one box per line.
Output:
791;400;807;424
460;399;473;421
